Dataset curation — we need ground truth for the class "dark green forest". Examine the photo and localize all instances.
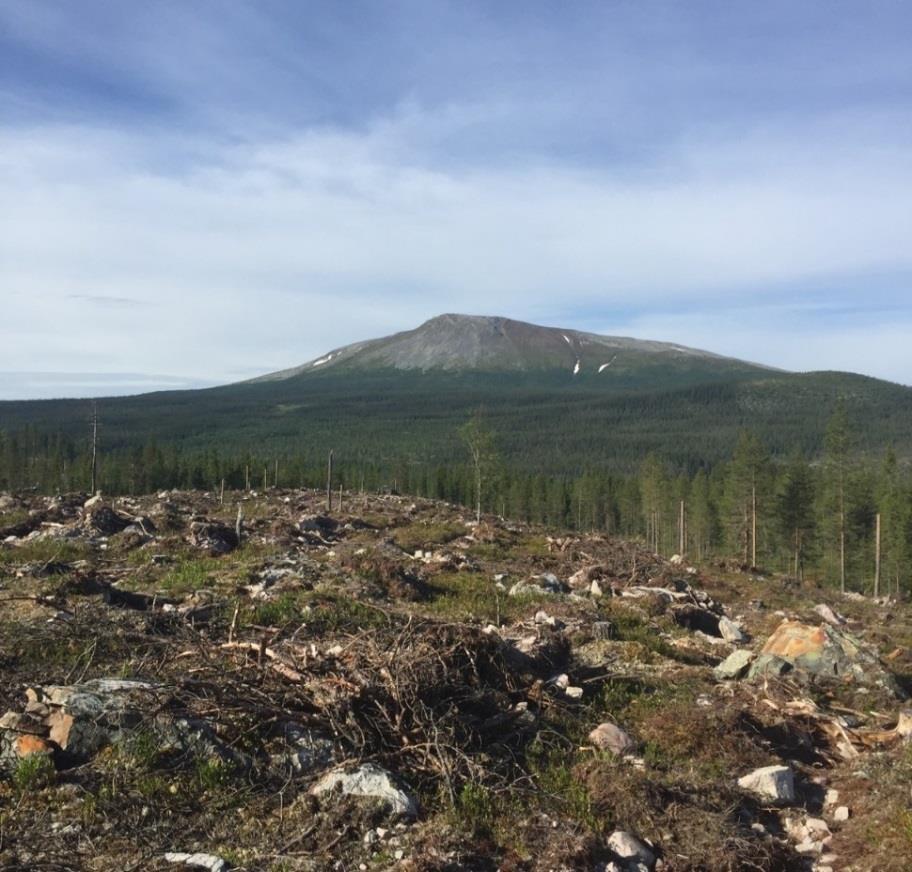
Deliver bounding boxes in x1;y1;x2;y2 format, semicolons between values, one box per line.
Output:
2;389;910;596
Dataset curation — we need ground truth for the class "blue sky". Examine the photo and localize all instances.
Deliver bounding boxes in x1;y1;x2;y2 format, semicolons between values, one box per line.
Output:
2;0;911;398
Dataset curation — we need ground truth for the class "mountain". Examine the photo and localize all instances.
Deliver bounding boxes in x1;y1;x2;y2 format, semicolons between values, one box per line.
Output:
1;314;911;485
253;313;774;382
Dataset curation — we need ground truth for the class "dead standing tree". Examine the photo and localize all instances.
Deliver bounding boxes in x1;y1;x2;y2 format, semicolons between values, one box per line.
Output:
89;401;99;495
326;449;334;513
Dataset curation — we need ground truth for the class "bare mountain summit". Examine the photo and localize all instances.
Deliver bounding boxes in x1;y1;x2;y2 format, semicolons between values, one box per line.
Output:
255;313;775;380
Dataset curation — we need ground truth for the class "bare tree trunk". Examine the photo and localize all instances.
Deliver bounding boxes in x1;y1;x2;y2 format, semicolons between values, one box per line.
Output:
751;484;757;568
274;458;279;489
245;464;250;492
219;478;225;506
679;500;685;556
235;504;244;545
326;449;334;512
840;492;846;594
875;512;881;598
90;401;98;495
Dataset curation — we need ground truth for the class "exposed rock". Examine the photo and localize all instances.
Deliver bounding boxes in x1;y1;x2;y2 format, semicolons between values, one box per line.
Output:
718;616;747;643
311;763;418;817
737;764;795;803
813;604;846;626
24;679;160;762
833;806;850;822
714;649;755;680
0;726;54;772
589;722;636;756
164;852;228;871
607;830;656;868
748;653;793;679
509;573;568;597
755;619;900;692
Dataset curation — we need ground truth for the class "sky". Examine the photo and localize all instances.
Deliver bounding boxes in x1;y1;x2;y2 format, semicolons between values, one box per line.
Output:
2;0;911;399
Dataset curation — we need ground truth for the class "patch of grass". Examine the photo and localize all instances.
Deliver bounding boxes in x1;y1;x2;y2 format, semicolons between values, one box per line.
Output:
250;592;307;627
0;509;30;528
304;594;388;635
450;781;497;834
12;754;55;792
117;728;162;771
243;592;389;634
160;557;219;593
0;539;91;567
392;522;465;552
526;738;600;832
195;758;235;792
424;571;519;623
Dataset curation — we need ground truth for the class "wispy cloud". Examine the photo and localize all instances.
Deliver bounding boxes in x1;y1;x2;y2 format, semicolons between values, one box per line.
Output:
68;294;147;307
1;1;910;396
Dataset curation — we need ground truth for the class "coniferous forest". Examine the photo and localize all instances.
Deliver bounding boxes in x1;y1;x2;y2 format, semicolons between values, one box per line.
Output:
2;396;909;596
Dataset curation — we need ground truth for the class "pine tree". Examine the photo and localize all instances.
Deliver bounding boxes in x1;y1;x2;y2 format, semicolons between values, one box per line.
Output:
639;453;666;553
722;431;770;566
876;449;910;596
775;449;815;580
821;400;853;592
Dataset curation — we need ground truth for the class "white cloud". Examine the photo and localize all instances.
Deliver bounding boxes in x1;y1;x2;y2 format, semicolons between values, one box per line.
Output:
1;106;911;396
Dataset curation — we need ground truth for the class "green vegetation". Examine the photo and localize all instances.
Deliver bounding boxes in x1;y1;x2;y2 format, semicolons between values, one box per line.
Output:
3;370;912;594
12;754;55;792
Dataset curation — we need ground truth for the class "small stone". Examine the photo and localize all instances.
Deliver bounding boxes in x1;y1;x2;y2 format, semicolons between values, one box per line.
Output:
311;764;418;817
718;616;747;643
833;806;850;822
607;830;655;868
824;788;839;807
589;722;636;756
737;765;795;803
714;649;755;680
564;686;584;700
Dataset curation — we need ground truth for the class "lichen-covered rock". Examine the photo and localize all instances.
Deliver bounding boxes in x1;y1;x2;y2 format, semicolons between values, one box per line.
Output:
589;722;636;756
311;763;418;817
753;619;901;693
714;649;755;680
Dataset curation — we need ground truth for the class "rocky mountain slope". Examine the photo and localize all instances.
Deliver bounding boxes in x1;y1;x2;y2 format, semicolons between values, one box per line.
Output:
2;488;911;870
253;314;774;379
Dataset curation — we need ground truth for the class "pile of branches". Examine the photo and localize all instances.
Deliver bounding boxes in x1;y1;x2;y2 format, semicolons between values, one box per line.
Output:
226;617;538;795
